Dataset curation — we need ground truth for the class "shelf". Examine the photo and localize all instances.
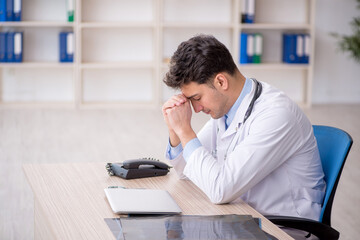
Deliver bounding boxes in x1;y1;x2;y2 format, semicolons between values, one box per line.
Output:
0;102;75;108
162;22;233;28
80;62;154;69
241;23;311;30
0;62;74;68
162;63;310;71
78;101;156;109
80;22;155;29
0;21;74;27
238;63;310;70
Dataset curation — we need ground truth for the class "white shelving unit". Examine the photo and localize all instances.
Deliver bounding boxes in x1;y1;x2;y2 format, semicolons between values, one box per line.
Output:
0;0;315;108
0;0;74;107
238;0;315;107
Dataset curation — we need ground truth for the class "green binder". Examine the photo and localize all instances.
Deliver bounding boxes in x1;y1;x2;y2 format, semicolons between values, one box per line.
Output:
253;33;263;64
67;0;74;22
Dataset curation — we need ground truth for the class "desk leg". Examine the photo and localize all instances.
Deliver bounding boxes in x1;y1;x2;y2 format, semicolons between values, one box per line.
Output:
34;199;56;240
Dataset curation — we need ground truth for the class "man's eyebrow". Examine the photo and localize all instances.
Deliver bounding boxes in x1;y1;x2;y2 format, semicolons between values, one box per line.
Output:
184;94;199;99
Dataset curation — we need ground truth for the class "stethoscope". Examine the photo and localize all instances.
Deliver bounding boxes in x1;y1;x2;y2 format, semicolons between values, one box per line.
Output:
243;78;262;124
214;78;263;161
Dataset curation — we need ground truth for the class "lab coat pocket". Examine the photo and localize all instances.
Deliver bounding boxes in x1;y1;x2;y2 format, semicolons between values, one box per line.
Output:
292;187;325;220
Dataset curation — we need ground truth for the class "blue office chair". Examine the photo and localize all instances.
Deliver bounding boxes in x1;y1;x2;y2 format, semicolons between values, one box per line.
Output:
266;125;353;240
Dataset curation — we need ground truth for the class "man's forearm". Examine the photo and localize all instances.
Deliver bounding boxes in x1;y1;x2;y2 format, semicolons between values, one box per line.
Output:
169;126;197;149
169;129;181;147
177;127;197;148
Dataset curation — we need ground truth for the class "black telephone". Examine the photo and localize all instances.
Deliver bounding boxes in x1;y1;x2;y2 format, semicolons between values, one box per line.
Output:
106;158;171;180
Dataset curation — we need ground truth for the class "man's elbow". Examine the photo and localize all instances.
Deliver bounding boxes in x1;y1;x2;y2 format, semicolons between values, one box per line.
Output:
205;178;237;204
211;198;229;205
207;191;232;205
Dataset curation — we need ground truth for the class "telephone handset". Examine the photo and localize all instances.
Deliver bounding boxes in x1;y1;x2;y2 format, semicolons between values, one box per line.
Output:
122;159;170;170
106;158;171;180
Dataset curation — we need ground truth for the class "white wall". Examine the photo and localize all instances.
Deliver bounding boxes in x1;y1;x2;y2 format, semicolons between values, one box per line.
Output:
313;0;360;103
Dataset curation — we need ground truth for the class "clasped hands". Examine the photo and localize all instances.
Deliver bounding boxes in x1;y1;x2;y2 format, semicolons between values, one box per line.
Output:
162;94;196;147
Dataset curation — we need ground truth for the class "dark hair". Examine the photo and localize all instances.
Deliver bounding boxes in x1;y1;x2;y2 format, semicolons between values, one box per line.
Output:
164;34;237;89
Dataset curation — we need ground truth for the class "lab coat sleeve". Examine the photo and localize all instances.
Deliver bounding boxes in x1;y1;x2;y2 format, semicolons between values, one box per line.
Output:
196;119;215;151
183;107;306;204
165;119;214;179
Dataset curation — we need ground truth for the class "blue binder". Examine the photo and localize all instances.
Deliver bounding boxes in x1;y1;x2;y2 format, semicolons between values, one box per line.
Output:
290;34;298;63
59;32;74;62
303;34;310;64
13;31;22;62
245;0;255;23
296;34;304;63
59;32;68;62
6;0;12;21
6;32;14;61
67;32;74;62
240;33;248;64
0;32;7;62
13;0;21;21
0;0;6;21
282;34;288;63
283;34;297;64
241;0;247;23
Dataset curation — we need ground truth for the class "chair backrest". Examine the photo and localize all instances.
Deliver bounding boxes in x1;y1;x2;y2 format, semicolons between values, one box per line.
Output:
313;125;353;226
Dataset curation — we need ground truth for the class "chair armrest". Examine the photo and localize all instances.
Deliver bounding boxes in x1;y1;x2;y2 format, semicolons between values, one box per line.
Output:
265;215;339;240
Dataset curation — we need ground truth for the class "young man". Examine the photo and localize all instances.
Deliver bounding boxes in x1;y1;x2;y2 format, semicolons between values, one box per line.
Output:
162;34;326;222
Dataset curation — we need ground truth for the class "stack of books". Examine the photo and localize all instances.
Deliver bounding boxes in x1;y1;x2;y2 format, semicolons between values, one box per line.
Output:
240;33;263;64
0;0;21;21
0;31;23;62
283;33;310;64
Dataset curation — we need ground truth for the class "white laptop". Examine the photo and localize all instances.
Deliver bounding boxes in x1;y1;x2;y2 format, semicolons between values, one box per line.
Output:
104;188;182;214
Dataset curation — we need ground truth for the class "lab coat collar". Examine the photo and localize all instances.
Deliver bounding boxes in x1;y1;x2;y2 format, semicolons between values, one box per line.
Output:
219;79;257;139
218;115;226;134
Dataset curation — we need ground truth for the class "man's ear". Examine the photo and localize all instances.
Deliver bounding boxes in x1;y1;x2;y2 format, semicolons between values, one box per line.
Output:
213;73;229;91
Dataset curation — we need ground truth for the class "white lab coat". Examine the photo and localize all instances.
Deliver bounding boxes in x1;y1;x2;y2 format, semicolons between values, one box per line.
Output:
168;80;326;221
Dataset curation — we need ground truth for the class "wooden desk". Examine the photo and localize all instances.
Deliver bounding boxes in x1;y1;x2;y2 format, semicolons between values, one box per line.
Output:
23;162;293;240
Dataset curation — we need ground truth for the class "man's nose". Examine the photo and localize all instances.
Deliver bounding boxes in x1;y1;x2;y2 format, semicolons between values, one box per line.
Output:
192;101;203;113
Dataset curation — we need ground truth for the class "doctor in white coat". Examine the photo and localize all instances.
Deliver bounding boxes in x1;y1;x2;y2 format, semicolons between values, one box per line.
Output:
162;35;326;222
